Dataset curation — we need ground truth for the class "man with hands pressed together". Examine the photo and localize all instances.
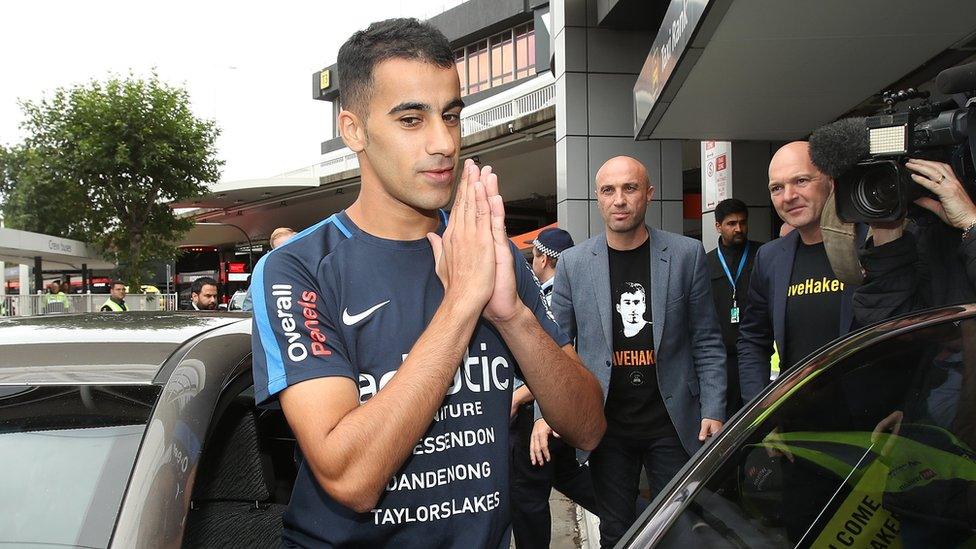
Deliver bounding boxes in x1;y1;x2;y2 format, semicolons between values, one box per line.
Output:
250;18;604;548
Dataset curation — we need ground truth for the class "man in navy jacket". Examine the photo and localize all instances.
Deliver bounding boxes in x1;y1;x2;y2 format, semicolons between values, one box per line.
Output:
737;142;855;402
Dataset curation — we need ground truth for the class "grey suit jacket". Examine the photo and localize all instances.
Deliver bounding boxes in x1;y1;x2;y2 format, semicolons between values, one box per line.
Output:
550;227;727;456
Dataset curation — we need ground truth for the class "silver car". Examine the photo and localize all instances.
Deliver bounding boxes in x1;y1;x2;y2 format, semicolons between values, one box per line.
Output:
0;312;291;549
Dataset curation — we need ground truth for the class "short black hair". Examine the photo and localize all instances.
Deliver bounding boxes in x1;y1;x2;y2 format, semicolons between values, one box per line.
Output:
714;198;748;223
337;18;455;116
110;280;125;289
616;281;646;300
191;276;218;296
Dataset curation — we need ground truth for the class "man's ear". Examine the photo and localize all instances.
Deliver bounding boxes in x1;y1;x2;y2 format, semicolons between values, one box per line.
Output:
338;109;368;153
647;185;656;203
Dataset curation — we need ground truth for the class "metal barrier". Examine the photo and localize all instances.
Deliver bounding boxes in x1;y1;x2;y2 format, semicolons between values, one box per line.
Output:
0;293;178;317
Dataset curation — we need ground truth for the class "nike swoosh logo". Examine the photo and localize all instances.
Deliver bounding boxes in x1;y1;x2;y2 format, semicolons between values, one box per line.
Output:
342;300;390;326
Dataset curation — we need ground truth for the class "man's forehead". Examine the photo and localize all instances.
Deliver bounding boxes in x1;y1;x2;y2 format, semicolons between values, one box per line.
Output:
597;161;646;185
370;58;461;110
768;143;820;181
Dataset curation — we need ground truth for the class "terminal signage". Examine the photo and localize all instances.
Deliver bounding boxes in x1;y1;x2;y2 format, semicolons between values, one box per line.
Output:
47;238;74;254
634;0;712;136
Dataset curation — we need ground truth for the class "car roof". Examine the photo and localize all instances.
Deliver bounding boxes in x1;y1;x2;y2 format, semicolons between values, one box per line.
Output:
0;312;251;385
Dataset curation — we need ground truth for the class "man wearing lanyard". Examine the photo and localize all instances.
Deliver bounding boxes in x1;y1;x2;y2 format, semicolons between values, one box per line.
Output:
706;199;760;417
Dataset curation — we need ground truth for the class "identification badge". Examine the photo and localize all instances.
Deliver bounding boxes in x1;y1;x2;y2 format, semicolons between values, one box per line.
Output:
730;306;740;324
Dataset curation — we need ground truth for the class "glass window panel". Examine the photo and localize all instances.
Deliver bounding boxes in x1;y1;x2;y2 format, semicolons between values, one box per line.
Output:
455;49;466;95
477;42;489;84
491;37;504;87
642;318;976;548
516;34;528;72
502;39;514;76
468;46;479;89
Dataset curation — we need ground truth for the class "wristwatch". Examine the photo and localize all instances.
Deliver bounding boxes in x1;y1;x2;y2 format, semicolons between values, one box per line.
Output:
963;217;976;243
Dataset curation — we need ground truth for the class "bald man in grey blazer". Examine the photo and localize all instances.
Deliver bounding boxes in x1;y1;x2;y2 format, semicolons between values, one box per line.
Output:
538;156;726;547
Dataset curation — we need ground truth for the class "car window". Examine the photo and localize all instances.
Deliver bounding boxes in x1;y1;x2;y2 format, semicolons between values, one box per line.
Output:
0;385;160;548
651;318;976;548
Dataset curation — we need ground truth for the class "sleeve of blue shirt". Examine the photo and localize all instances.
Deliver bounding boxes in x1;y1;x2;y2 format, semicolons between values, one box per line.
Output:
251;250;355;406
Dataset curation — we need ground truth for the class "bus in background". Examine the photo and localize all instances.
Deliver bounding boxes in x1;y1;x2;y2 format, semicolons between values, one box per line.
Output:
175;246;220;306
174;246;250;308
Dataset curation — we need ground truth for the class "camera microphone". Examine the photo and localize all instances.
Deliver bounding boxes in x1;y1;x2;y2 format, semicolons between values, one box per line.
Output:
936;61;976;95
809;118;870;180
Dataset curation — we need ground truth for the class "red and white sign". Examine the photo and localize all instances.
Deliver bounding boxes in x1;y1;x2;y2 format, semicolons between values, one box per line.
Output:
701;141;732;212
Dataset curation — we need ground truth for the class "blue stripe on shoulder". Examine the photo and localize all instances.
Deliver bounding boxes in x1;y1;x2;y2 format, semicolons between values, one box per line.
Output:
251;254;288;396
254;213;352;398
329;214;353;238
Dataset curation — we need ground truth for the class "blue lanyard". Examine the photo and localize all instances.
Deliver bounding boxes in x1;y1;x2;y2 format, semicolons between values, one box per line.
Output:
717;241;749;294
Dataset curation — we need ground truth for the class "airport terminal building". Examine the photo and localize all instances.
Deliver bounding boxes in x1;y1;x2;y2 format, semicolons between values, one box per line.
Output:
169;0;976;293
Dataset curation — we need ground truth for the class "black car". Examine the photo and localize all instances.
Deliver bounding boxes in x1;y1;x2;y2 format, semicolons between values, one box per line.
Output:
620;303;976;548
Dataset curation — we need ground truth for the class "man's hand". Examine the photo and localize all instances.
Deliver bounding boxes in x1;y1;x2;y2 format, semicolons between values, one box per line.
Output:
906;159;976;230
763;427;795;463
872;410;903;457
698;418;723;442
427;159;496;313
511;385;534;420
479;165;523;325
530;418;560;466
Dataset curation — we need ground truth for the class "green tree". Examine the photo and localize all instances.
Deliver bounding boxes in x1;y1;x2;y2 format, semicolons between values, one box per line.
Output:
0;144;90;239
1;73;221;288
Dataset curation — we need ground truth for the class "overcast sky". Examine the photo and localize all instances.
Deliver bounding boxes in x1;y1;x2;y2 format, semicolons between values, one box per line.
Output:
0;0;461;181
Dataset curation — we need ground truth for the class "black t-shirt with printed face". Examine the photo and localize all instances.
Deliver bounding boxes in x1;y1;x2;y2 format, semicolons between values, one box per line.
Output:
784;241;845;370
605;238;675;439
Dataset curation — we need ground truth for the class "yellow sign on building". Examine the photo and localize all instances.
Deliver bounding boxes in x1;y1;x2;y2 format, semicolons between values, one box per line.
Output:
320;69;331;90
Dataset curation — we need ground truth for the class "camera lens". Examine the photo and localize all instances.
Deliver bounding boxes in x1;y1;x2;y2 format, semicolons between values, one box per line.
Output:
854;166;899;217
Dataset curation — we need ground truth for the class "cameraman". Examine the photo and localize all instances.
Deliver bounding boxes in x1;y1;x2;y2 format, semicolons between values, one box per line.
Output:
854;158;976;324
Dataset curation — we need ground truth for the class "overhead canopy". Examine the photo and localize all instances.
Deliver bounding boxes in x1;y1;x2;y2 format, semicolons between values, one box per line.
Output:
169;177;320;209
181;223;258;248
634;0;976;140
0;227;115;270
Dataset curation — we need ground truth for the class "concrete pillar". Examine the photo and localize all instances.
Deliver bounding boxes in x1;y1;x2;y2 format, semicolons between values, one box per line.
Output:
552;0;684;244
701;141;778;253
0;261;5;299
19;264;29;316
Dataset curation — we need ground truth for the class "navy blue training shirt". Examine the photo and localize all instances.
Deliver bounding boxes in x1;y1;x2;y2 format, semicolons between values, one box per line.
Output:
251;210;569;548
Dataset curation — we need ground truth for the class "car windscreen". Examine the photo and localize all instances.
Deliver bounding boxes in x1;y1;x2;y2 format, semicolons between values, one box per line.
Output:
0;385;160;548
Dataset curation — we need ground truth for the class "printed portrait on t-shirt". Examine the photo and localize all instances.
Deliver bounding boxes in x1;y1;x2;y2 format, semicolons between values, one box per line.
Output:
615;281;651;338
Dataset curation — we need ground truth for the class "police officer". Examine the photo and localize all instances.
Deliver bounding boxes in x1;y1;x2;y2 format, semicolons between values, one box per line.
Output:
100;281;128;312
511;227;597;549
527;228;574;305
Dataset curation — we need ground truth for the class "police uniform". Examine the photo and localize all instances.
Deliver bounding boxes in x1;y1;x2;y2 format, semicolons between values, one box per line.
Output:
511;228;596;549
